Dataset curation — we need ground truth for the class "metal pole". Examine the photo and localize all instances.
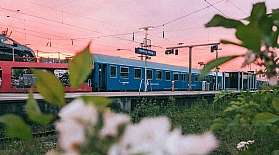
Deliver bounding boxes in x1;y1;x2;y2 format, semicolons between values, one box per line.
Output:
188;46;192;91
144;57;147;92
215;50;218;90
143;28;149;92
166;42;220;91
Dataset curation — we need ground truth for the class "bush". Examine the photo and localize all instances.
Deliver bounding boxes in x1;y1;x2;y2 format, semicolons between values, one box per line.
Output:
130;91;279;155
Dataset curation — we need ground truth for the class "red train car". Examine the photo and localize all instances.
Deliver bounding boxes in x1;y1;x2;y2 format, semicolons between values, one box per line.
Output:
0;60;91;93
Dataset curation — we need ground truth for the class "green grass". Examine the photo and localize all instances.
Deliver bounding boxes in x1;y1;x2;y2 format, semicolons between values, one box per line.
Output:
1;94;277;155
130;96;278;155
0;135;56;155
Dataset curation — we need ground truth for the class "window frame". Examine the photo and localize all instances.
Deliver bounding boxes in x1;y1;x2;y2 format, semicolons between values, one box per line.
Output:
156;70;162;80
165;71;171;81
173;72;179;81
181;73;187;81
147;69;153;80
134;68;142;80
120;66;129;79
110;65;117;78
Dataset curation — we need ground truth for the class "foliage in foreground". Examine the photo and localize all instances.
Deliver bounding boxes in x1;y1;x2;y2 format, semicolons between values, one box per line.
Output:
201;2;279;85
211;90;279;155
52;98;217;155
130;92;279;155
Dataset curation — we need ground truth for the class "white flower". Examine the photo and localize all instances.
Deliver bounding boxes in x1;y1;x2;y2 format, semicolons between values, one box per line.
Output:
101;112;130;137
247;140;255;144
237;140;255;151
56;99;99;154
59;99;98;125
56;119;85;155
166;130;218;155
120;117;170;155
108;144;122;155
243;51;256;66
268;76;278;86
108;116;218;155
237;141;247;151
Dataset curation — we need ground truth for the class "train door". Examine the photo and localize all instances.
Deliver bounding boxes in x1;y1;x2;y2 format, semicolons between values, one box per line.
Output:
98;64;107;91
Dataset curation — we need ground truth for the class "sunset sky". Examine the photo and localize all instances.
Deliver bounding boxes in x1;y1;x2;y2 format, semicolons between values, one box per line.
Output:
0;0;279;71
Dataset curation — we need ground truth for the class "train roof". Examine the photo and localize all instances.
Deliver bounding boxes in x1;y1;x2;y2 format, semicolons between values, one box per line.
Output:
93;54;200;74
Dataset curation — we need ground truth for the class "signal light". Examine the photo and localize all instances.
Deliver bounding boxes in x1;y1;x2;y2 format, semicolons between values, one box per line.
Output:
211;44;218;52
165;49;173;55
174;49;179;55
165;49;179;55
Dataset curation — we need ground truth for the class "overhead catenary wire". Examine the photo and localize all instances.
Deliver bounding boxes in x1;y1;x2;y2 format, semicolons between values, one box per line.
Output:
0;22;69;39
203;0;227;17
0;0;226;49
0;8;149;47
153;0;225;28
25;0;120;29
43;0;226;42
227;0;249;16
0;6;103;35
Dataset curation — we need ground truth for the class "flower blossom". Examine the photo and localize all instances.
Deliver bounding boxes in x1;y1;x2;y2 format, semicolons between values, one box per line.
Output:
101;112;130;137
236;140;255;151
109;116;218;155
56;99;98;155
56;119;85;155
166;130;218;155
121;117;170;155
59;99;98;125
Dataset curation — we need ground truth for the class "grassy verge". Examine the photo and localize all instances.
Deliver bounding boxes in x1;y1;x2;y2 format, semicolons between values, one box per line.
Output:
130;95;278;155
0;134;56;155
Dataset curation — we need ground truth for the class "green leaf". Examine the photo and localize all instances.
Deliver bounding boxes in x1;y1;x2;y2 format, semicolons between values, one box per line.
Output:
272;98;279;112
272;9;279;25
33;70;65;107
205;14;244;28
69;44;93;89
259;16;275;46
220;39;244;47
272;150;279;155
199;55;240;79
249;2;267;22
254;112;279;124
80;96;111;107
0;114;32;140
25;93;53;125
236;24;262;52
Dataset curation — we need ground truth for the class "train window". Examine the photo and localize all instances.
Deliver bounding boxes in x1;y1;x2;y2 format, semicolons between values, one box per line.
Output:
165;71;171;81
134;68;142;79
173;72;179;81
192;75;198;81
181;73;186;81
120;67;129;79
156;70;162;80
110;66;117;78
147;69;153;80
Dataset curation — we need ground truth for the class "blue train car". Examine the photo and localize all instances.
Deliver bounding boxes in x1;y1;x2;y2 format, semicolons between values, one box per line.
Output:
92;54;204;92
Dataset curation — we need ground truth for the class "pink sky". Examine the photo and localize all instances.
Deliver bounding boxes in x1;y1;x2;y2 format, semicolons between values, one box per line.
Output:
0;0;279;71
